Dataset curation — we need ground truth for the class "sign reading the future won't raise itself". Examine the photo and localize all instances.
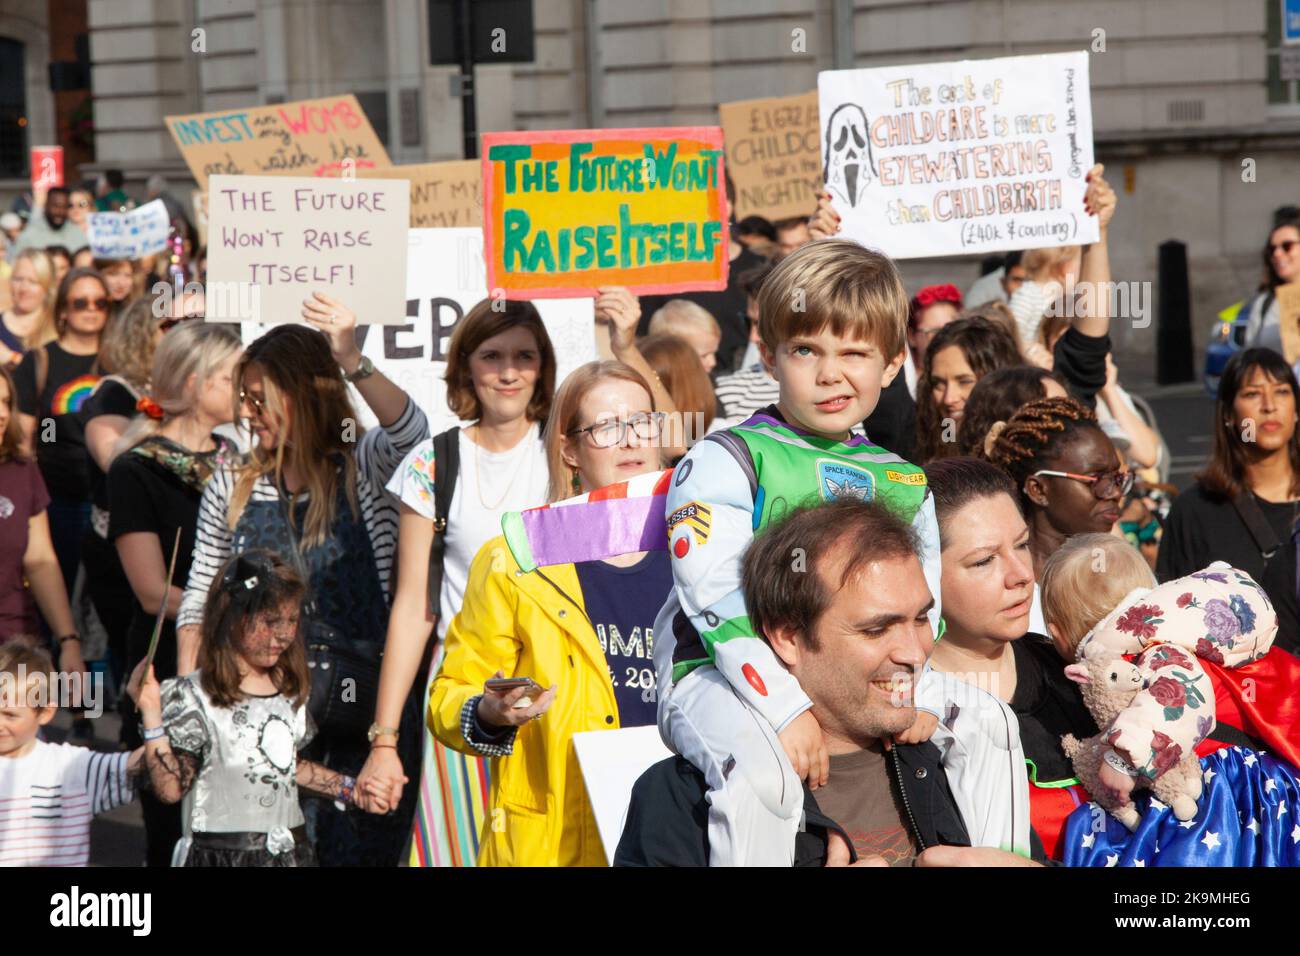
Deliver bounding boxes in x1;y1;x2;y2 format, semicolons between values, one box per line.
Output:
205;174;408;324
482;127;729;299
818;50;1097;259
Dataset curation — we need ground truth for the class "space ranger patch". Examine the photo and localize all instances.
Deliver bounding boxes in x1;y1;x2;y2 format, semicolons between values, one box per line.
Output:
668;501;712;545
817;460;875;502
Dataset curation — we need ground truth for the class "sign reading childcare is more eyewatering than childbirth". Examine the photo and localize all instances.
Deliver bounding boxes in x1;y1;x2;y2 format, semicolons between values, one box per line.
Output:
818;51;1097;259
482;127;729;299
205;174;408;324
166;94;391;191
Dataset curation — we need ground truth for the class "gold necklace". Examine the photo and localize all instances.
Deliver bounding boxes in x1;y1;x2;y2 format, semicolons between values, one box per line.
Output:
472;424;526;511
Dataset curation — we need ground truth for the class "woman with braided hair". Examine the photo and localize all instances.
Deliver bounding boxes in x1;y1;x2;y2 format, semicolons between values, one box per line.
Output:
985;396;1131;580
955;365;1069;458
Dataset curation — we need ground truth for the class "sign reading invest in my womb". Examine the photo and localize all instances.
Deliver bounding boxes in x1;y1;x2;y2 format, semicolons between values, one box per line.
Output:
818;50;1097;259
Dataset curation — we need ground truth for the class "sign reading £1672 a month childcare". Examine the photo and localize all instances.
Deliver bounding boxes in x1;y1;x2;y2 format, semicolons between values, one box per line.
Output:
482;127;729;299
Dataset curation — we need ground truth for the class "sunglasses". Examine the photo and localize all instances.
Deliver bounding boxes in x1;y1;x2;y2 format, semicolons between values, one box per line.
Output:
70;297;109;312
1270;240;1298;256
1030;469;1135;500
239;387;267;417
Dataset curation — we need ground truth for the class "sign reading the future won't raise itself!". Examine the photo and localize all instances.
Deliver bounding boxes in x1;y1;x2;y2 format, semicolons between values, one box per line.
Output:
482;127;729;299
818;50;1097;259
205;174;409;324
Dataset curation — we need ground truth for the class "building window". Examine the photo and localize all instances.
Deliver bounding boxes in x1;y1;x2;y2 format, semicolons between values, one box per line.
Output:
1267;0;1300;107
0;37;27;178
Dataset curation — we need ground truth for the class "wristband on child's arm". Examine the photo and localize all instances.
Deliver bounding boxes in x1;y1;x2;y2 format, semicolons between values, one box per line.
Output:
334;774;357;811
140;724;166;742
1102;748;1137;777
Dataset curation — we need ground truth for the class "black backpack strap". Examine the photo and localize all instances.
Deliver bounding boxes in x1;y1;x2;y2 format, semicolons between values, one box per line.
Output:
425;426;461;620
1231;492;1283;560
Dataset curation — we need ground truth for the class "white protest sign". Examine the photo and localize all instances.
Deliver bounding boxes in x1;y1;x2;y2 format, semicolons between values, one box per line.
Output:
206;174;409;323
572;726;672;865
241;227;597;435
87;199;171;259
818;51;1096;259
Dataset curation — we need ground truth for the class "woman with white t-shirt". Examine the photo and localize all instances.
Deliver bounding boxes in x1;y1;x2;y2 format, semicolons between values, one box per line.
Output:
359;298;557;867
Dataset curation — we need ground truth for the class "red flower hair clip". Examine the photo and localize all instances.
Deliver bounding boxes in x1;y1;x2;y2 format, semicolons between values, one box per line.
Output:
914;284;963;309
136;396;165;421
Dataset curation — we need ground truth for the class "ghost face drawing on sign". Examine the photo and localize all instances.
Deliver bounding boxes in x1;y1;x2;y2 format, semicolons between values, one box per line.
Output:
824;103;876;208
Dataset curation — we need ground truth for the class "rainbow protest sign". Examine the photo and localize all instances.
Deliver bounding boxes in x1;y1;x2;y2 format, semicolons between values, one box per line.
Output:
482;127;729;299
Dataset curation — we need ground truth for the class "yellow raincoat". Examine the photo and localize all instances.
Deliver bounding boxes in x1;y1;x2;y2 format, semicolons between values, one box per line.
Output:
429;535;620;867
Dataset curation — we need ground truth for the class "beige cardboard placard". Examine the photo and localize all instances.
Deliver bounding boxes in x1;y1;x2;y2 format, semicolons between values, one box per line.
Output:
205;174;408;324
166;94;391;191
719;91;822;222
1277;282;1300;365
360;161;482;228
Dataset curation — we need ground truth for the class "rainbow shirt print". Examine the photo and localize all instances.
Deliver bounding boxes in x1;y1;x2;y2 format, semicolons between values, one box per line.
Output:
50;375;100;415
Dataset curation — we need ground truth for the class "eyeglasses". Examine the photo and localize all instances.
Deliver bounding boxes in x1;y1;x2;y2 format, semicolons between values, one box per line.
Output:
71;200;92;209
239;387;267;417
70;297;109;312
568;411;665;448
1270;240;1298;256
1030;469;1135;499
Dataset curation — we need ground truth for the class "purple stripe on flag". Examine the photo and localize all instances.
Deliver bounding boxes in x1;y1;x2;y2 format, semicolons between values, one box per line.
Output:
521;495;668;567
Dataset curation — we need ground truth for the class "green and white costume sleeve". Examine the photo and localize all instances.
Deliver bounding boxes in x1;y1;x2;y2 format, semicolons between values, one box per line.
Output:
650;407;942;865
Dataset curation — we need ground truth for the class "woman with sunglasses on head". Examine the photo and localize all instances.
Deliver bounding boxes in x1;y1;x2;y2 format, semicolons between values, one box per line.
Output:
428;360;673;866
985;396;1133;581
1157;348;1300;654
107;321;242;865
1242;214;1300;358
12;267;113;593
176;292;429;867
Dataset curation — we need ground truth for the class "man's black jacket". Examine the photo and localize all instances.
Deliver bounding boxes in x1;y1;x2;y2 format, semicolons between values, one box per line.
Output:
614;741;975;867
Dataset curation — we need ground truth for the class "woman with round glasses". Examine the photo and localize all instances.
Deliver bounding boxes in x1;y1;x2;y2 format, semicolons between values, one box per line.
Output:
986;396;1131;581
429;360;673;865
12;267;113;591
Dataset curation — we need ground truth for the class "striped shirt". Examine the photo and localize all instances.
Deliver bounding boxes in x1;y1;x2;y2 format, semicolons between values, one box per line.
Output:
713;365;779;422
0;741;133;867
178;398;429;629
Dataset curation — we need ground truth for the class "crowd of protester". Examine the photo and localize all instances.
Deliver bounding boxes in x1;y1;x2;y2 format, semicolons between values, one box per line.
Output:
1;160;1298;871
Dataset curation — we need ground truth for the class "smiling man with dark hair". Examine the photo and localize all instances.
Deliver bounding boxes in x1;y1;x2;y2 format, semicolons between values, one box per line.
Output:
615;499;1044;867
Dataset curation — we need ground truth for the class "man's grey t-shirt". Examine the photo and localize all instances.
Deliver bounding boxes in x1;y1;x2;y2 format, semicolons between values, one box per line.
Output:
813;741;919;866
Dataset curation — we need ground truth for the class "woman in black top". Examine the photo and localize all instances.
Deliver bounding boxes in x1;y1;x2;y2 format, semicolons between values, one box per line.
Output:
925;457;1097;860
1157;348;1300;653
108;321;243;865
13;267;111;592
81;298;168;685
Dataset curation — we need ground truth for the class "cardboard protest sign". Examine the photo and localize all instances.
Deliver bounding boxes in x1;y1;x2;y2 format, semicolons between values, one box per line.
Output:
87;199;171;259
482;127;729;299
1276;282;1300;365
240;228;597;435
573;726;672;864
205;174;408;324
360;161;482;228
166;94;391;191
818;51;1097;259
719;91;821;222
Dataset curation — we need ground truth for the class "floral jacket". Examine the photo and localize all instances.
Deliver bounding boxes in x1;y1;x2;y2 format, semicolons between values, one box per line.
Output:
1076;563;1276;781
